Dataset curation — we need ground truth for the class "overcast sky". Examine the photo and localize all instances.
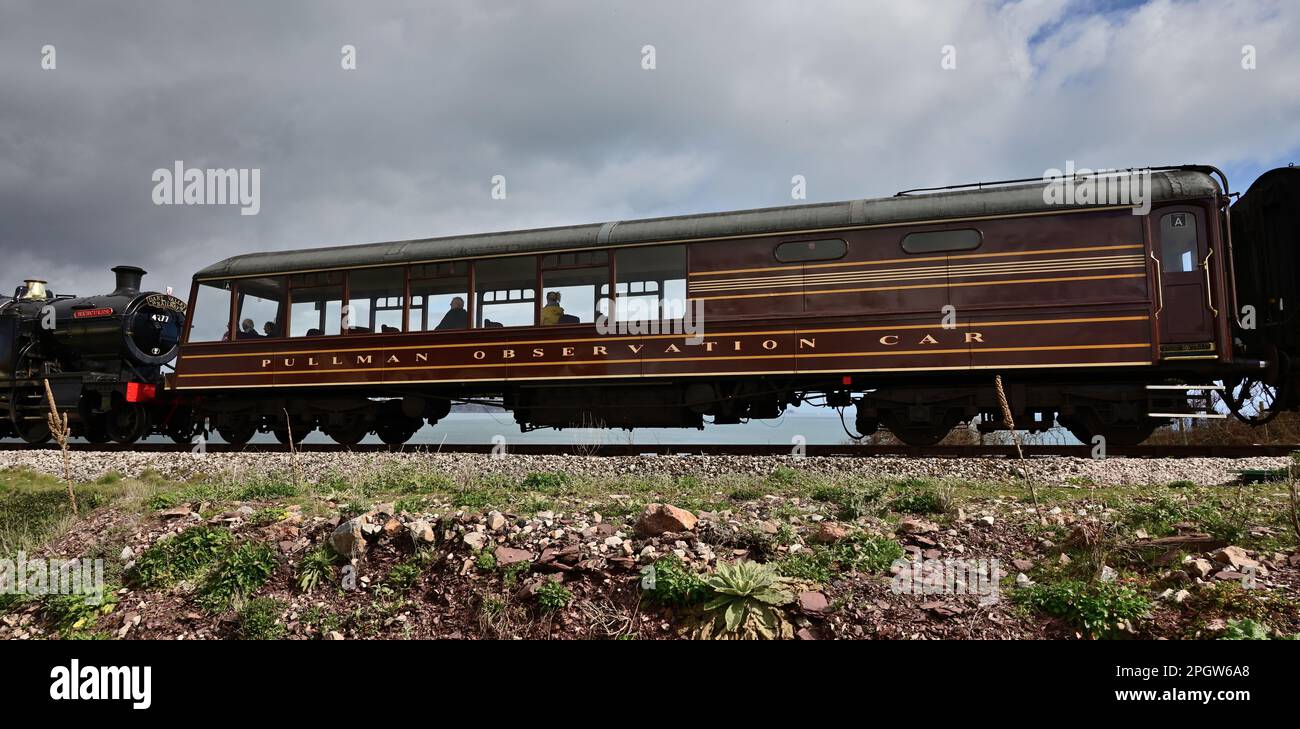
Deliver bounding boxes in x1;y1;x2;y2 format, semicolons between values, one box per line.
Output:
1;0;1297;300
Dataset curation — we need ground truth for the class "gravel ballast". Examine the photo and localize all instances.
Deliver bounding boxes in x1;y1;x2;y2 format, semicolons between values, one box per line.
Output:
0;450;1286;487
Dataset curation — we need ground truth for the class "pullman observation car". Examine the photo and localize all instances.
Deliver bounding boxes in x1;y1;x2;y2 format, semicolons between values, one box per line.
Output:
166;164;1300;447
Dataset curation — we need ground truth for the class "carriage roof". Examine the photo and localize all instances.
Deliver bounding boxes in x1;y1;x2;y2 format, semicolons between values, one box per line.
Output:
194;168;1220;280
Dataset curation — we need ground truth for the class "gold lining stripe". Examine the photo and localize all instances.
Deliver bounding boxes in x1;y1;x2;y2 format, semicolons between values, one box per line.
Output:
690;257;1146;292
178;342;1149;379
691;254;1144;288
178;315;1149;360
693;273;1147;301
691;243;1145;277
172;359;1155;389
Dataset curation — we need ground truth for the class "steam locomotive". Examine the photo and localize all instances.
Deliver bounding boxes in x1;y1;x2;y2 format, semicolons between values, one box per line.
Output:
0;266;190;444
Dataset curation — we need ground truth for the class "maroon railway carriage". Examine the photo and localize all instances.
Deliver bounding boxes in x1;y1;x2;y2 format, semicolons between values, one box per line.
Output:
167;165;1300;447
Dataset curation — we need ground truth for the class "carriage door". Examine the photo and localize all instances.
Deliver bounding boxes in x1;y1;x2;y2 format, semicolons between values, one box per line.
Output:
1153;207;1214;351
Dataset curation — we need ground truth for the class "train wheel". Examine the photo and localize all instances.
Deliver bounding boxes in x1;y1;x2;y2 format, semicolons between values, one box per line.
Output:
1222;374;1285;426
273;418;312;446
325;420;369;446
1059;413;1155;447
880;410;958;446
375;418;420;446
167;419;200;446
107;404;150;445
217;421;256;447
17;420;52;445
81;414;111;444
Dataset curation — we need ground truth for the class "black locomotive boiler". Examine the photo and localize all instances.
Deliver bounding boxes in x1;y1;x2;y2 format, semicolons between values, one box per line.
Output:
0;266;189;444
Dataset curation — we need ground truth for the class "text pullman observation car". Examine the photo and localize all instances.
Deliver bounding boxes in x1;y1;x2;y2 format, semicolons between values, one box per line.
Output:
170;165;1281;447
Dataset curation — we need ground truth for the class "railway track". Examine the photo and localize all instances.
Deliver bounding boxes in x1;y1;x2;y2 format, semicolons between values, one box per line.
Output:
0;442;1296;458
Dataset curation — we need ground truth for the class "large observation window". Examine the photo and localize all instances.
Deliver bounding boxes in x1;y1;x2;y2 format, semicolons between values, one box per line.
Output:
615;245;687;321
775;239;847;263
347;267;406;334
289;272;344;337
188;280;233;343
235;277;285;340
475;257;536;328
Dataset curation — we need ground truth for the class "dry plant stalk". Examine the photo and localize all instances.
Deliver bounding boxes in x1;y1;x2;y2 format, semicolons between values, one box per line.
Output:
1289;458;1300;543
283;409;301;490
994;375;1043;526
43;379;78;516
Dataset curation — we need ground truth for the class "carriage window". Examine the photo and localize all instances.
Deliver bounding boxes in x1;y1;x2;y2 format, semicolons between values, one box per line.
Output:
1160;213;1197;273
901;229;982;254
289;272;344;337
188;280;233;343
615;245;687;321
410;262;468;331
347;267;406;334
235;277;286;339
540;253;610;326
775;239;847;263
475;257;536;328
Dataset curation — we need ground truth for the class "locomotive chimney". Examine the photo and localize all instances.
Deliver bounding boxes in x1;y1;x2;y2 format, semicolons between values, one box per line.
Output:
111;266;146;296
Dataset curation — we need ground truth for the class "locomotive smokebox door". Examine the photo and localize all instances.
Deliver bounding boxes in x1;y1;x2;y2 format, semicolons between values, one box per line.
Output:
1153;206;1215;351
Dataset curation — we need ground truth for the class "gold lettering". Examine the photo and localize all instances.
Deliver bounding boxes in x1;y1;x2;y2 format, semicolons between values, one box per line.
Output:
798;338;816;349
308;357;318;366
473;350;486;360
704;341;717;352
387;354;400;364
665;344;681;353
592;346;607;356
355;355;372;365
627;344;644;354
261;359;271;369
332;356;342;365
880;335;899;346
918;334;939;345
283;358;295;367
562;347;575;357
762;339;778;350
416;352;428;362
733;341;742;351
503;349;515;359
965;332;984;343
532;348;544;358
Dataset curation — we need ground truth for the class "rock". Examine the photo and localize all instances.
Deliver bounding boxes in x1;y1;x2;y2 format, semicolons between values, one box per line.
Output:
1011;558;1034;572
406;519;435;544
330;518;367;561
1099;565;1117;583
382;518;402;538
494;545;533;566
810;522;849;544
462;531;489;551
634;504;698;536
757;520;780;535
158;505;192;519
796;627;818;640
1015;573;1034;587
1057;553;1072;565
798;591;829;614
1213;569;1244;581
1211;546;1259;571
236;505;256;516
603;536;623;549
1173;589;1191;604
119;546;134;562
896;518;939;535
486;511;507;532
326;631;346;640
1184;557;1214;580
977;515;995;527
